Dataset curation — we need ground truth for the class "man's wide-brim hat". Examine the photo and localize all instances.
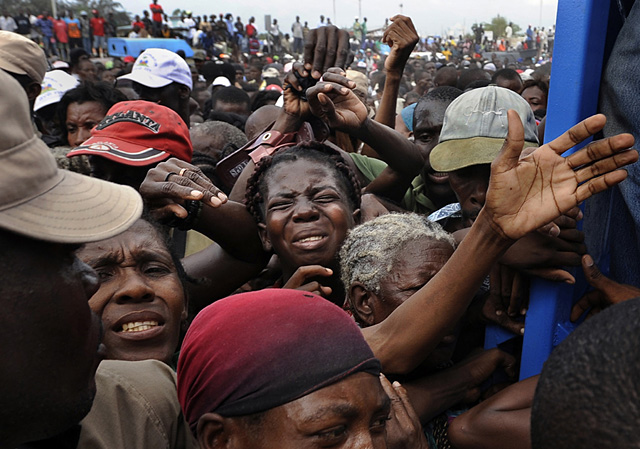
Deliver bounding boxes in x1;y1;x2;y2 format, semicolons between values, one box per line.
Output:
0;69;142;243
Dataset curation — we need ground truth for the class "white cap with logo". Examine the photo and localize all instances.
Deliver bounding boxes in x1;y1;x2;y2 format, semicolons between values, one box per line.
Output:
118;48;193;90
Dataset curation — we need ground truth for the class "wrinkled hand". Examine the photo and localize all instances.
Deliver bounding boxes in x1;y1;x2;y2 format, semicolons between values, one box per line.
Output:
303;26;351;78
139;158;228;222
454;349;517;404
307;69;368;131
283;265;333;297
485;111;637;240
380;374;429;449
484;265;528;335
383;15;419;74
570;255;640;321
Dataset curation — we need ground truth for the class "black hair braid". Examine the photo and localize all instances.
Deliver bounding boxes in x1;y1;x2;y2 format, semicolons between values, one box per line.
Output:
244;154;275;223
330;151;362;211
244;141;361;224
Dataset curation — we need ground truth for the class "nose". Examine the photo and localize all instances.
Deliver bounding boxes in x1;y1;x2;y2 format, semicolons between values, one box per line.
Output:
74;127;92;147
292;198;320;223
114;269;154;304
469;180;488;209
353;430;378;449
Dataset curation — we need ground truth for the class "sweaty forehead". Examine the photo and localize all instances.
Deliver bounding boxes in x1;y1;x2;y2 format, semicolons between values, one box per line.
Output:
388;239;453;281
280;373;389;428
77;219;167;262
265;160;340;196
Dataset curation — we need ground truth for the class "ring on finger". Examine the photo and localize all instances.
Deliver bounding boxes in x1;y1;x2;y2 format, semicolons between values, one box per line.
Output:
164;172;178;182
179;168;188;177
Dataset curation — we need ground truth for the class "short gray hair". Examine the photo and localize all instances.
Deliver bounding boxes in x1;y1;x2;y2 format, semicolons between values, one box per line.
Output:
190;120;248;153
339;213;456;294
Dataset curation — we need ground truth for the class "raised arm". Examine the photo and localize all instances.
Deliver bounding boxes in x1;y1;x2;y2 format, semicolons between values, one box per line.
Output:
229;25;351;202
307;71;425;177
362;111;637;374
139;158;269;264
361;15;418;158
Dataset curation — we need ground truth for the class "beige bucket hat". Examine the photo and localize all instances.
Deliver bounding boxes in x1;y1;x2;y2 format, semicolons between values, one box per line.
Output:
0;69;143;243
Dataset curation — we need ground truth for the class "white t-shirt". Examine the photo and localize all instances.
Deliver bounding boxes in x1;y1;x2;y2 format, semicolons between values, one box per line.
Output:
292;21;303;38
0;16;17;32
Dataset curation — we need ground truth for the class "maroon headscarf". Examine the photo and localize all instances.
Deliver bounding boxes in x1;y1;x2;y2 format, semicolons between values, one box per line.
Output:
177;289;380;434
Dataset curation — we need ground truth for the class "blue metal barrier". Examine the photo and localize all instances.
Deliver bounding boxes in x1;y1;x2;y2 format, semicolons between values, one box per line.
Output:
520;0;621;379
483;0;624;380
108;38;194;58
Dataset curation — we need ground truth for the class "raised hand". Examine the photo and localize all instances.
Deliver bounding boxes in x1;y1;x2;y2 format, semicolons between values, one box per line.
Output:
306;69;368;130
485;111;638;241
383;15;419;75
282;62;313;119
303;26;351;79
139;158;227;222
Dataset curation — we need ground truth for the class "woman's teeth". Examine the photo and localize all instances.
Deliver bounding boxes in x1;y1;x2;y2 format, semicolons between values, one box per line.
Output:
121;321;158;332
298;236;323;243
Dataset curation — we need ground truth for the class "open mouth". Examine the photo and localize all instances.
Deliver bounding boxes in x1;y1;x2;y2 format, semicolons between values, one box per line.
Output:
120;320;160;333
427;171;450;184
292;234;328;250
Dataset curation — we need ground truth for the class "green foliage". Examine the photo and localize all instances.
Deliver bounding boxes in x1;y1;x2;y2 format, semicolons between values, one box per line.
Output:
483;15;521;38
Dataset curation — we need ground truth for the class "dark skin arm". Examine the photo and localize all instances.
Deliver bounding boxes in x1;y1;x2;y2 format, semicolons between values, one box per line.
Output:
307;72;425;178
139;160;271;310
229;25;351;203
403;349;517;423
364;165;415;206
361;15;418;159
359;111;636;374
229;110;303;202
448;375;538;449
570;254;640;321
140;158;267;264
182;243;265;314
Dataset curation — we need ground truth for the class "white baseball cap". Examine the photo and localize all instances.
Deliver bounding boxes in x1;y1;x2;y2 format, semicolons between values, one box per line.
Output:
118;48;193;90
34;70;79;112
212;76;231;87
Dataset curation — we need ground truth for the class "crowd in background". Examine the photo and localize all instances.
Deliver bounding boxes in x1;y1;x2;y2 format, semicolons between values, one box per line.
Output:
1;3;639;449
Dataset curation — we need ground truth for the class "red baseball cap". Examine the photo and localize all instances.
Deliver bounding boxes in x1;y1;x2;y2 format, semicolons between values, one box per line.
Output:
68;101;192;166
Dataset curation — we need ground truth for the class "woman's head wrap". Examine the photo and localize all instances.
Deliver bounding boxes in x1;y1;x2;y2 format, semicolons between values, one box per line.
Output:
177;289;380;433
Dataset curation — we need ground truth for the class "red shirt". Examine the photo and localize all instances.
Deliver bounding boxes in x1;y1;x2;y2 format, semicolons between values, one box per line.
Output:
149;3;163;22
90;17;105;36
246;23;256;38
132;20;145;29
53;19;68;43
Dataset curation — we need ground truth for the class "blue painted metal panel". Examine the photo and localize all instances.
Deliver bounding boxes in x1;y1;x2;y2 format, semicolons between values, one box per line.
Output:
519;0;617;379
107;38;194;58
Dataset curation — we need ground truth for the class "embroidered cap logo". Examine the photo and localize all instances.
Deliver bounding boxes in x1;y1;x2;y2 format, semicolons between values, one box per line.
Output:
96;110;161;133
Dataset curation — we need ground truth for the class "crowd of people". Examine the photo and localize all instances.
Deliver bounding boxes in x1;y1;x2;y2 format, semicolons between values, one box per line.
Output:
1;5;640;449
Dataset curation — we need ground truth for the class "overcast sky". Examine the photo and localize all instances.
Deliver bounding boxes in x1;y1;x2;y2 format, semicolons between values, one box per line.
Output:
125;0;558;38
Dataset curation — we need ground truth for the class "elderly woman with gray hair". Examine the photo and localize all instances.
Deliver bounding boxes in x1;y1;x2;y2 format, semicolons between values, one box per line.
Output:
340;213;524;449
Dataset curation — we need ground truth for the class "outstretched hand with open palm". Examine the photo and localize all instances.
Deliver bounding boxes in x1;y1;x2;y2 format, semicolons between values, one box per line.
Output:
484;111;637;241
